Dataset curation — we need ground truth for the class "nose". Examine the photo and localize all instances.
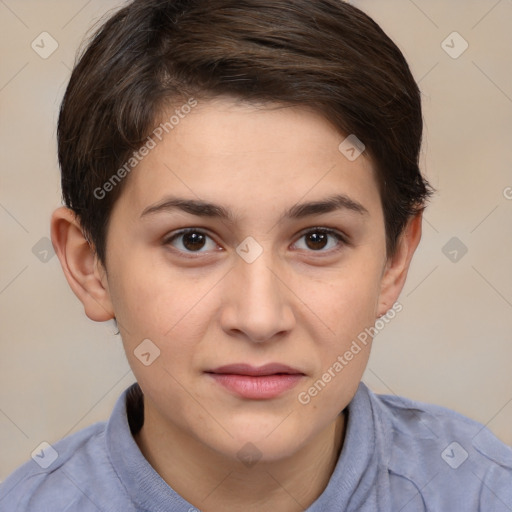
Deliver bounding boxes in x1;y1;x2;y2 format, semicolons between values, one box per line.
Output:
219;251;296;343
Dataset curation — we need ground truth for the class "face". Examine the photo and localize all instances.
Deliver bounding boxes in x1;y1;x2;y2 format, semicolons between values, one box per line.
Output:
99;97;397;462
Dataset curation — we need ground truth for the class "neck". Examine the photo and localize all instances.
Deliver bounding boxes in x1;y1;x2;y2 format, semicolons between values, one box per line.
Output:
134;405;346;512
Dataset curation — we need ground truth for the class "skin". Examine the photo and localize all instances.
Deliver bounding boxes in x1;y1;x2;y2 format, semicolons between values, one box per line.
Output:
51;96;422;511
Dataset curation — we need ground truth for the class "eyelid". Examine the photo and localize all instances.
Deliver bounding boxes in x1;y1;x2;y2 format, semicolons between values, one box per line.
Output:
163;227;214;241
296;226;348;242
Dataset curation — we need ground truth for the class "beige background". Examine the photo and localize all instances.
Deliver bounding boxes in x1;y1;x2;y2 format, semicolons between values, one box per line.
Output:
1;0;511;480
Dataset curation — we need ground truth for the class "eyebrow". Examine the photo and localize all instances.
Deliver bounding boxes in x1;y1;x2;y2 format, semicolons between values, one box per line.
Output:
140;194;368;222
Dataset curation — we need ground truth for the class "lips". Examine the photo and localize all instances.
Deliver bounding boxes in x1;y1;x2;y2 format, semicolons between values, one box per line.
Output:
208;363;304;377
206;363;305;399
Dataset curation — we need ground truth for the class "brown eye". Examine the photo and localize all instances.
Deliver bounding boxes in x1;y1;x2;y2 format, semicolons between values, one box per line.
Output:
165;229;218;253
182;232;206;251
304;231;329;250
293;228;346;252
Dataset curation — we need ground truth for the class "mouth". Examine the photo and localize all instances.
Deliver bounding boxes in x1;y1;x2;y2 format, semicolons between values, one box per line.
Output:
205;363;305;399
208;363;304;376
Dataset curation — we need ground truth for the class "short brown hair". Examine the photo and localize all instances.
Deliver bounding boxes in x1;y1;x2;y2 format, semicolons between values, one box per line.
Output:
58;0;432;265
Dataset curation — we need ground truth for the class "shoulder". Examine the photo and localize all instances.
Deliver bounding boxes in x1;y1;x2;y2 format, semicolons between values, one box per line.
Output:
0;420;134;512
366;386;512;510
374;390;512;467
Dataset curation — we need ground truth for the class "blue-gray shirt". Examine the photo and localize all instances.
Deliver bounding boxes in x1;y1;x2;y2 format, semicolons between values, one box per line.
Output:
1;382;511;511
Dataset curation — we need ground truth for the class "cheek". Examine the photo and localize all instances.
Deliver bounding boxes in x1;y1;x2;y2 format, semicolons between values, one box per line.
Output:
108;252;216;338
298;260;383;341
294;276;378;419
108;259;222;400
293;257;383;408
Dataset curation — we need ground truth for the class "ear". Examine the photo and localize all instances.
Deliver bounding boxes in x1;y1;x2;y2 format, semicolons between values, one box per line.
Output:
51;207;115;322
377;212;423;317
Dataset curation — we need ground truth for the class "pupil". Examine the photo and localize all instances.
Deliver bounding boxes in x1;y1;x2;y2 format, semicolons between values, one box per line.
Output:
306;232;328;250
183;232;205;251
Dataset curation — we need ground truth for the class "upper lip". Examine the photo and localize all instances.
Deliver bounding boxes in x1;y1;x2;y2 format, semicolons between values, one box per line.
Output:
207;363;304;376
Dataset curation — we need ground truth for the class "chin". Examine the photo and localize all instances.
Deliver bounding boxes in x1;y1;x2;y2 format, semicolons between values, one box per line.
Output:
217;421;311;463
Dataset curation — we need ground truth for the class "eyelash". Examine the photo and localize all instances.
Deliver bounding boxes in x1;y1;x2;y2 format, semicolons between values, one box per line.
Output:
163;227;348;257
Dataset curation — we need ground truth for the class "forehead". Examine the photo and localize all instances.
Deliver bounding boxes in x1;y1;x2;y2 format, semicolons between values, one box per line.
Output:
116;97;382;220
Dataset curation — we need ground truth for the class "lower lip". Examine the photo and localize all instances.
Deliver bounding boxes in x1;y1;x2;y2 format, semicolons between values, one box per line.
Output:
208;373;304;399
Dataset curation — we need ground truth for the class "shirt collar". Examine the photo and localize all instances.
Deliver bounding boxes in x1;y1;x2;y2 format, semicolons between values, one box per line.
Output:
106;385;193;512
308;381;383;511
106;381;385;511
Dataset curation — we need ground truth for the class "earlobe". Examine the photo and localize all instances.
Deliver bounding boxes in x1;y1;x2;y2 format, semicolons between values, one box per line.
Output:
377;212;423;317
51;207;115;322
